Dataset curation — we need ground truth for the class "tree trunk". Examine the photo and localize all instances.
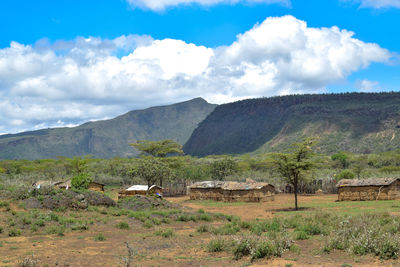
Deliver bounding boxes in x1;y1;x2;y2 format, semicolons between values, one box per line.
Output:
294;175;298;211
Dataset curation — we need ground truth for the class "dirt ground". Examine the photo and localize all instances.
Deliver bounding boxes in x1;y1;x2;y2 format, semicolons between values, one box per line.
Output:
167;194;336;221
1;194;399;267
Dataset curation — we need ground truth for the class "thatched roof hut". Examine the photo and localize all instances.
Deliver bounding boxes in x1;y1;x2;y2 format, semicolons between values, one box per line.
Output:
118;185;163;199
189;181;275;202
336;178;400;201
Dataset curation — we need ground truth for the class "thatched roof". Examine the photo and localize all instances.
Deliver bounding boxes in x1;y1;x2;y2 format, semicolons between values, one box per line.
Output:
336;178;400;188
189;181;274;190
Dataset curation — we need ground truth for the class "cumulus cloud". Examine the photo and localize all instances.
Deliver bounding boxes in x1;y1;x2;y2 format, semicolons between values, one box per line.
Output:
355;79;380;91
0;15;391;134
126;0;290;11
347;0;400;8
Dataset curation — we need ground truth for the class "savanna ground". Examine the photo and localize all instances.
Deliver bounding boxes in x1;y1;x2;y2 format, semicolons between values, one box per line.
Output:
2;191;400;267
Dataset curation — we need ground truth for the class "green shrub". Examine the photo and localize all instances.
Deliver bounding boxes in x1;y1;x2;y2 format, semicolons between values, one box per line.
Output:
0;226;3;233
233;238;253;260
143;220;153;228
71;173;93;190
252;241;275;260
94;233;105;241
207;239;227;252
8;228;21;237
336;170;355;180
294;231;310;240
197;209;205;214
155;228;174;238
198;214;213;222
46;225;65;236
116;222;130;230
197;225;211;233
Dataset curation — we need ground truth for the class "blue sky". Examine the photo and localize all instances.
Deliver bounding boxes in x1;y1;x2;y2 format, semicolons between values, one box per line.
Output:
1;0;399;134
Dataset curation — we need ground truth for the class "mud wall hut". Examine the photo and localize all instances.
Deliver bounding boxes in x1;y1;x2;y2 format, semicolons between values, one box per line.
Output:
118;185;163;199
189;181;275;202
336;178;400;201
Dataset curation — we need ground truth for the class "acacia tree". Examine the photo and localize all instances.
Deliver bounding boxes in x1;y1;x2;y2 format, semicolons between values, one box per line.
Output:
270;138;316;210
210;157;239;181
129;140;184;187
134;157;172;188
130;140;184;158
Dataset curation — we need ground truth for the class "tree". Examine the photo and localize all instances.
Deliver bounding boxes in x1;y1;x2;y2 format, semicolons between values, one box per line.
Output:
210;157;239;181
134;157;172;188
336;170;355;180
130;140;184;186
71;173;93;190
331;152;348;169
270;138;316;210
130;140;184;158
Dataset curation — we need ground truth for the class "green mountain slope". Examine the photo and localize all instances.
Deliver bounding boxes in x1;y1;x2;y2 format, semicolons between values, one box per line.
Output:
183;92;400;156
0;98;217;160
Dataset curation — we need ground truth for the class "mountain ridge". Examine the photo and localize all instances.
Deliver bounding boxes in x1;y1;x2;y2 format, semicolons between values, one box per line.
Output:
183;92;400;156
0;97;217;160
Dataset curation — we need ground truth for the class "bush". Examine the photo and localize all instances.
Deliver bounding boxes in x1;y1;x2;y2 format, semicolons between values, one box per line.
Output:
116;222;130;230
8;228;22;237
143;220;153;228
155;228;174;238
295;231;310;240
336;170;355;180
207;239;227;252
197;225;211;233
71;173;93;190
94;233;105;241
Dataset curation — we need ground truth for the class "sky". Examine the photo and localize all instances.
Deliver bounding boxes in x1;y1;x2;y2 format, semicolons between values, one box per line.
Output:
1;0;400;134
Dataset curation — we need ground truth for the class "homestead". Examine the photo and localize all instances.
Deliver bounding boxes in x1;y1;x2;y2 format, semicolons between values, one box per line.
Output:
336;178;400;201
188;181;275;202
118;185;163;199
55;180;105;192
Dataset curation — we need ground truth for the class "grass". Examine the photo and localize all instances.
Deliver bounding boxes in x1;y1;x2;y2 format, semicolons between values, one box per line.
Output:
187;200;249;207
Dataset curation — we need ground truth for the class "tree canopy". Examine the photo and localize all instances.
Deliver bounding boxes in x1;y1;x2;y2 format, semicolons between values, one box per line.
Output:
129;140;184;158
270;138;316;210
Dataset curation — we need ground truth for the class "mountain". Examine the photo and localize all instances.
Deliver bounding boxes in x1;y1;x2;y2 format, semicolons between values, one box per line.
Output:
0;98;217;160
183;92;400;156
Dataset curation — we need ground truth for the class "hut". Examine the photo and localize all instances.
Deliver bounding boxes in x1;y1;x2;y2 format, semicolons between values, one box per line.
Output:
118;185;163;199
56;180;105;192
336;178;400;201
189;181;275;202
32;180;61;189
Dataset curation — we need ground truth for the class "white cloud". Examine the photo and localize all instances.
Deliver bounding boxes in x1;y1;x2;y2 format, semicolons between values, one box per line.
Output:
0;15;391;134
126;0;290;11
355;79;380;91
347;0;400;8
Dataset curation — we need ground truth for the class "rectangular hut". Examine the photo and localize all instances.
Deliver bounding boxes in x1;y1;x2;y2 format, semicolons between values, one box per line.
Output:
118;185;163;199
189;181;275;202
336;178;400;201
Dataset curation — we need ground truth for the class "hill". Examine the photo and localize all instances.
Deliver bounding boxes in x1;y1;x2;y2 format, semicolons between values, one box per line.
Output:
183;92;400;156
0;98;216;159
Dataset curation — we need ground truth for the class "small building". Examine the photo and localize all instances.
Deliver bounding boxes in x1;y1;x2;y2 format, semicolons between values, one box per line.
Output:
336;178;400;201
56;180;105;192
32;180;61;189
118;185;163;199
188;181;275;202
